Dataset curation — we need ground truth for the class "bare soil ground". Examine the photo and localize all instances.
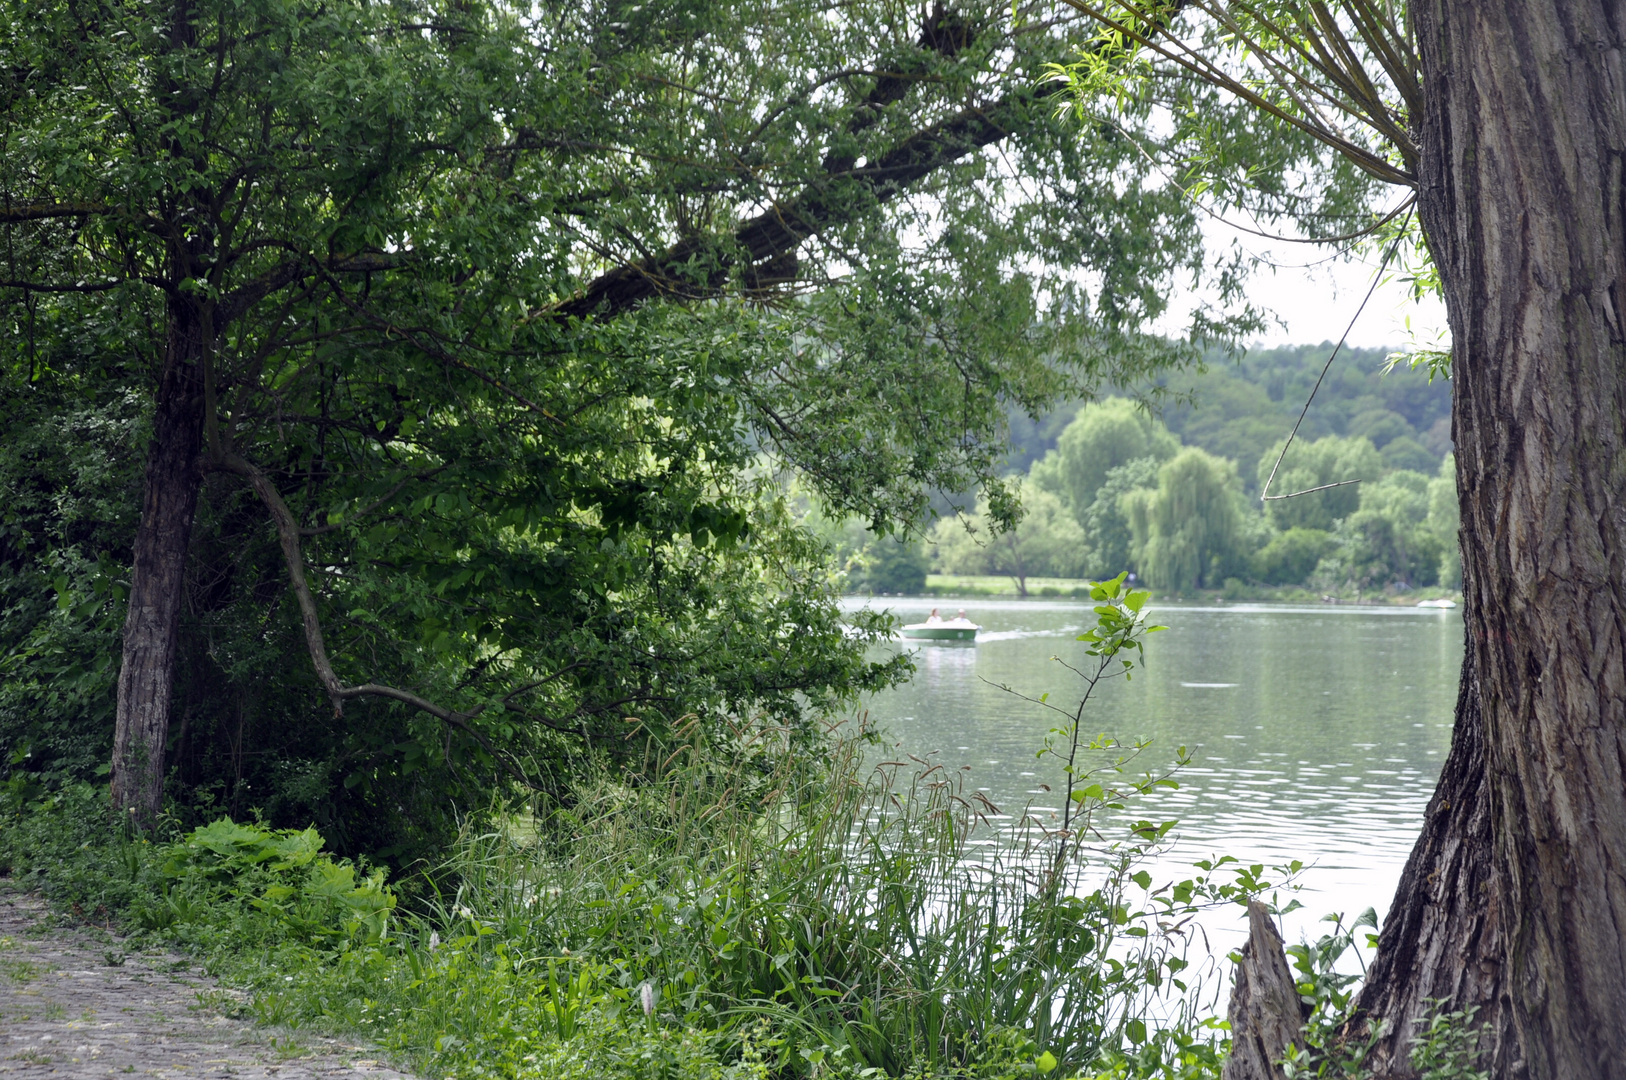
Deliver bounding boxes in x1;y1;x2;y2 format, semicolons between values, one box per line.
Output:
0;891;416;1079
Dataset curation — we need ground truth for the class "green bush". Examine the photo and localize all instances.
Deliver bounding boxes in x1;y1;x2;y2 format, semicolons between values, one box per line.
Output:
146;819;396;946
0;783;394;952
851;534;932;594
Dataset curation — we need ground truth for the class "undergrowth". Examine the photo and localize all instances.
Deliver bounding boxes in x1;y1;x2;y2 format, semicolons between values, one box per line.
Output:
0;576;1317;1079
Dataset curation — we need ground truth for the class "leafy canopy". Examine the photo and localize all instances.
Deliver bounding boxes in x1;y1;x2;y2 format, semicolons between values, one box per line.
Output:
2;0;1260;850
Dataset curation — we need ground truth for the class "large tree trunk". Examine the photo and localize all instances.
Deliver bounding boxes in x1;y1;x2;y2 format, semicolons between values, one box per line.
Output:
111;297;208;827
1358;4;1626;1078
1354;649;1514;1076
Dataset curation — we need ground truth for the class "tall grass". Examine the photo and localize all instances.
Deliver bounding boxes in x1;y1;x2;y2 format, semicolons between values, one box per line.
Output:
397;703;1239;1078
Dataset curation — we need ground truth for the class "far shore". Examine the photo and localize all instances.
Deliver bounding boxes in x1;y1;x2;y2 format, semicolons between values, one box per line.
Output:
848;573;1464;606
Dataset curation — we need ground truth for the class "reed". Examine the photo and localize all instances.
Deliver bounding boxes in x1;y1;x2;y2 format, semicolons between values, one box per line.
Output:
396;697;1222;1076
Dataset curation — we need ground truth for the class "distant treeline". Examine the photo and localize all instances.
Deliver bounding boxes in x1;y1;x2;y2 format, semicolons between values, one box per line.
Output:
1007;343;1452;486
832;344;1458;596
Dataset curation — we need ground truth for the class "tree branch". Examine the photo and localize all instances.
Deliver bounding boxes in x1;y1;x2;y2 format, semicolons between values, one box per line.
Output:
0;201;111;222
1060;0;1415;186
211;446;541;789
0;277;127;293
550;6;1020;322
299;466;448;535
217;250;413;326
551;89;1035;320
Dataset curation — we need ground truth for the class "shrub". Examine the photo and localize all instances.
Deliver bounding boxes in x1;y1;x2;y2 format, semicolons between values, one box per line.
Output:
849;534;931;594
145;819;396;946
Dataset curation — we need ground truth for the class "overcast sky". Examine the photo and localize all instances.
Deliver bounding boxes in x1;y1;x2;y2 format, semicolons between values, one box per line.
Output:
1160;211;1451;352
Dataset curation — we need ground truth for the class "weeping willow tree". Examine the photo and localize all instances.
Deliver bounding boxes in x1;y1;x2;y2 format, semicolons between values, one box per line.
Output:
1121;447;1243;591
1052;3;1626;1076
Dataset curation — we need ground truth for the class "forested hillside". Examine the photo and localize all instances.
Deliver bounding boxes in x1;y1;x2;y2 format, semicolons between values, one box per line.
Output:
1007;343;1452;485
835;343;1458;597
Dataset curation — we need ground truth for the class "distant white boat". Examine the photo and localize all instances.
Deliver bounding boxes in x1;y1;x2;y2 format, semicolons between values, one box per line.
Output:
901;608;980;642
1416;598;1457;609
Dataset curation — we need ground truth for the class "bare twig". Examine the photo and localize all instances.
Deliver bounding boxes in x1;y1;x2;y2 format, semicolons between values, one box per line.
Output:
1259;211;1410;503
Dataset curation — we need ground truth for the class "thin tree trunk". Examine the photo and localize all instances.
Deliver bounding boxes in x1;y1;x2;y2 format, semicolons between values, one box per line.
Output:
111;299;207;827
1358;4;1626;1077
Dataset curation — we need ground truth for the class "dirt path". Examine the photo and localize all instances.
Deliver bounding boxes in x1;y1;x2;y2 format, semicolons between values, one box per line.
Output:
0;891;416;1079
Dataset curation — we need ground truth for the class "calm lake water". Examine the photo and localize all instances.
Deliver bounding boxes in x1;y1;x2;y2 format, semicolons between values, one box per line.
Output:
844;597;1463;944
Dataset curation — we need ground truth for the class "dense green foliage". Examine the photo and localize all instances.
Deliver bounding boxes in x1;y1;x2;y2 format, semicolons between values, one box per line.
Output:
915;344;1459;595
1161;346;1451;490
932;485;1088;594
1028;399;1182;517
1003;404;1457;593
1120;449;1245;593
1006;346;1451;487
1250;529;1334;587
0;0;1269;852
1258;435;1383;532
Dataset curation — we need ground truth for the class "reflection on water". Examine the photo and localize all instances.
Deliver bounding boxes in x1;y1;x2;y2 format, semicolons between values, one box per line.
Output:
846;597;1463;943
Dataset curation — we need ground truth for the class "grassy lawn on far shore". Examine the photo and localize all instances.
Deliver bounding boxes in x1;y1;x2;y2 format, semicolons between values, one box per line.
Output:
855;575;1467;605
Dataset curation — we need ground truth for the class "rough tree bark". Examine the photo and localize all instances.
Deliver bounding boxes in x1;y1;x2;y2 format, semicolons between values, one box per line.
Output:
1222;901;1305;1080
1354;650;1510;1075
1355;4;1626;1078
111;295;208;827
107;0;215;827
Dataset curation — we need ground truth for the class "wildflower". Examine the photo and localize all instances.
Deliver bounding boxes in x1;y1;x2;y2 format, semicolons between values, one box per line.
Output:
640;981;656;1018
427;931;440;952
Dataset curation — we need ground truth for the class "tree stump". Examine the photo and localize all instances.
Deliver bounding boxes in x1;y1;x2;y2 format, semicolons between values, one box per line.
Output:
1222;901;1306;1080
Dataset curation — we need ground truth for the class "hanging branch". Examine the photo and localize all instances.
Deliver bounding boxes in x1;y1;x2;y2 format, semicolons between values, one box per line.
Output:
209;445;547;790
1050;2;1427;504
1055;0;1420;186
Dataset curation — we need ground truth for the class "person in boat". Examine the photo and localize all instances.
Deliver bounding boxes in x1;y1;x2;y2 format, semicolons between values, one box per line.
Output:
926;608;942;624
955;609;968;622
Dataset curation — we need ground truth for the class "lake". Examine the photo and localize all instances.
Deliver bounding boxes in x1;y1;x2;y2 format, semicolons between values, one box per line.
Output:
844;597;1463;947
